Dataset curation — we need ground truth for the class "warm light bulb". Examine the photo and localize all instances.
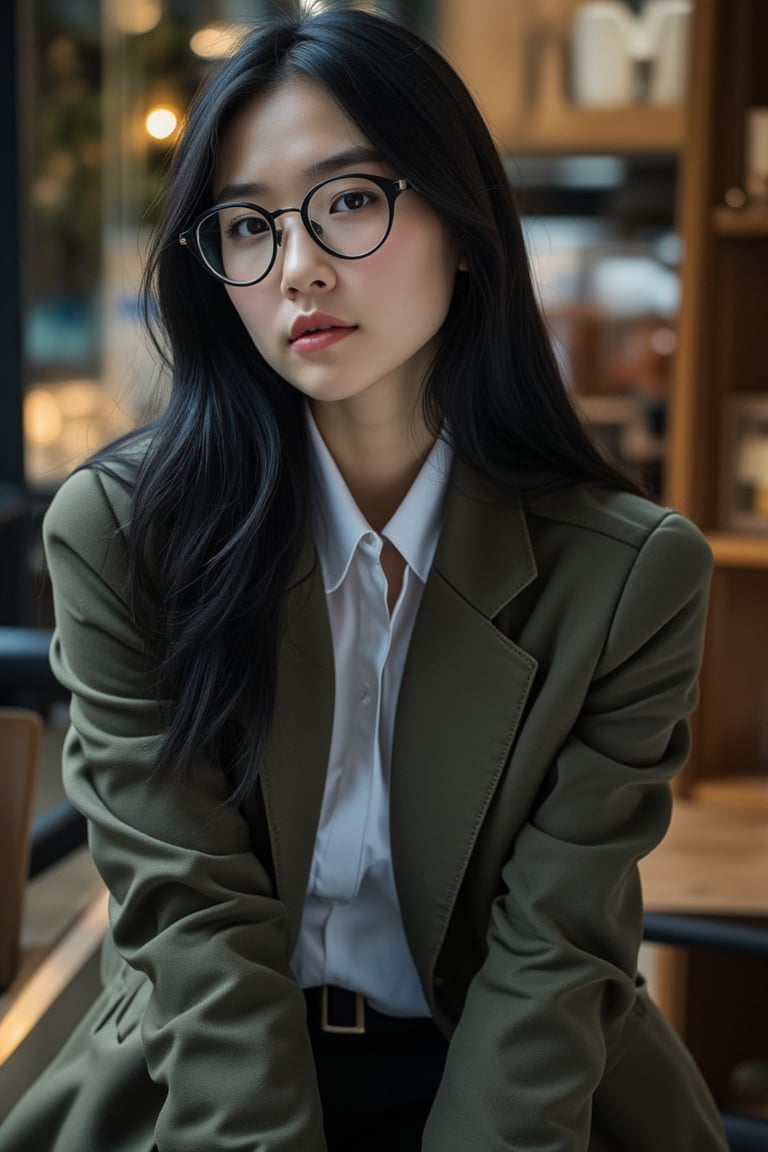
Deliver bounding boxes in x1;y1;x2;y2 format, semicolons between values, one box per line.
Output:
146;107;178;141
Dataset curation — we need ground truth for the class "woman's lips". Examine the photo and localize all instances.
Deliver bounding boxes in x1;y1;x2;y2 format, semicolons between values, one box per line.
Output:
290;326;356;353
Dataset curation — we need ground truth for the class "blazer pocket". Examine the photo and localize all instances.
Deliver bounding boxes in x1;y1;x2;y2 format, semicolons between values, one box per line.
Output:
90;978;130;1037
603;985;648;1074
114;973;152;1043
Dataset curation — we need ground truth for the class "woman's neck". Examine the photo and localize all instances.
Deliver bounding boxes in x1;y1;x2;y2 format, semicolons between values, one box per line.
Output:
310;396;435;533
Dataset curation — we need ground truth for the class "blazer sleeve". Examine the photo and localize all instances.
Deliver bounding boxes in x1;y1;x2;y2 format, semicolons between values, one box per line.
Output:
43;467;326;1152
422;512;713;1152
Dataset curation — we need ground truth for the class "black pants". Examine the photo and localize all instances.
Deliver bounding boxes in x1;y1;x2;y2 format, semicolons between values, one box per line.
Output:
305;989;449;1152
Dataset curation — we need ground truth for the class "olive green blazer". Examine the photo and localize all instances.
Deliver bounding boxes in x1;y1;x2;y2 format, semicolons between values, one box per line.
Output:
0;458;728;1152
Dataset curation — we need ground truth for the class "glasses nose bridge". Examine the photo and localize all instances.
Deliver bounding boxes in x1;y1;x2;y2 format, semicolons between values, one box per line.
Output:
272;203;311;249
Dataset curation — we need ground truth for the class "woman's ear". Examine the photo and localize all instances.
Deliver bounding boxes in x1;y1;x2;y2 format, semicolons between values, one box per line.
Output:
457;253;468;272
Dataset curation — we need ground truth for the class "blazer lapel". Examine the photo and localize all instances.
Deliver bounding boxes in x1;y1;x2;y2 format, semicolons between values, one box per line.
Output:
390;460;539;987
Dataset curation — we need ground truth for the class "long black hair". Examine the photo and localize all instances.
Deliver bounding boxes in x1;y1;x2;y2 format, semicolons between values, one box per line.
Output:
100;7;643;801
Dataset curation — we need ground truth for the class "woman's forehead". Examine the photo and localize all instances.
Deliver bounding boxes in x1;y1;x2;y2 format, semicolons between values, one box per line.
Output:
215;78;377;197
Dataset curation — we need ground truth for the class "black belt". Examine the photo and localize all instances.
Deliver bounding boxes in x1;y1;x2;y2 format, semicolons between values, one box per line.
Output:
304;984;436;1037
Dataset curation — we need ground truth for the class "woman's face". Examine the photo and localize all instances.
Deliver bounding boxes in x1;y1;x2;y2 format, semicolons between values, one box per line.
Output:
214;77;462;415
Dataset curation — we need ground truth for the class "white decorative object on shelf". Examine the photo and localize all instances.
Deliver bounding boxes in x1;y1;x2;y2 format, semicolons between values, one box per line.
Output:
645;1;692;105
571;2;634;107
570;0;692;108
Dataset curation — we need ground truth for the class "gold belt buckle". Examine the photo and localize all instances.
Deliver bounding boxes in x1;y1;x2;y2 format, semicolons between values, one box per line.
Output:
321;985;366;1034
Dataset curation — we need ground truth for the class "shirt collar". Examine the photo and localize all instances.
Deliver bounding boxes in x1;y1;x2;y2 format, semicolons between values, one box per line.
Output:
306;406;453;593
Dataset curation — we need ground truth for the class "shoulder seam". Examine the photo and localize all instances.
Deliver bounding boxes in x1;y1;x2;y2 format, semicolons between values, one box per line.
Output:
524;502;672;552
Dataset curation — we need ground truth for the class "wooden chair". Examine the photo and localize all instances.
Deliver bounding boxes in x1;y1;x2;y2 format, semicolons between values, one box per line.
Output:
0;627;87;877
0;709;41;990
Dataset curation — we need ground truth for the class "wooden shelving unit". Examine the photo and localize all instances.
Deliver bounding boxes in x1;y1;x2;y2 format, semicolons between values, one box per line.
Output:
668;0;768;809
438;0;684;155
663;0;768;1109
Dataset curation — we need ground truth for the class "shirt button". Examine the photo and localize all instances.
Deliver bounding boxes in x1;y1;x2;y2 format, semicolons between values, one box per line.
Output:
361;683;372;705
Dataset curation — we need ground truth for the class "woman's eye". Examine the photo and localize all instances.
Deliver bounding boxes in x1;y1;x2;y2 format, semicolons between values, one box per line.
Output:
227;215;269;239
330;190;372;214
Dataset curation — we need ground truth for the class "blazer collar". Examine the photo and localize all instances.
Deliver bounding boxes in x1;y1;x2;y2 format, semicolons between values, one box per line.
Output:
432;457;537;616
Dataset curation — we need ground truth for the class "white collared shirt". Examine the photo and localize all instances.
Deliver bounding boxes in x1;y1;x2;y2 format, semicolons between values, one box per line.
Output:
290;409;452;1016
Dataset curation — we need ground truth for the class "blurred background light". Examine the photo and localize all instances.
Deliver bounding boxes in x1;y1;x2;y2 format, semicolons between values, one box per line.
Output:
24;390;63;446
145;107;178;141
109;0;162;35
189;23;252;60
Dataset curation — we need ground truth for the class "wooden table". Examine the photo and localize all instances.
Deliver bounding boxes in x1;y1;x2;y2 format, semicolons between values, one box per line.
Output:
639;797;768;917
0;850;106;1113
638;797;768;1103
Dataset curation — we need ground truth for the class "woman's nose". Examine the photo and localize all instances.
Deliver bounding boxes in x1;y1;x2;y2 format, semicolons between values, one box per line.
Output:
277;216;336;296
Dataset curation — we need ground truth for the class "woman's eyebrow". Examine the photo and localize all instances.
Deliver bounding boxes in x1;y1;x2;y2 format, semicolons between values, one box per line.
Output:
304;145;383;182
215;146;384;202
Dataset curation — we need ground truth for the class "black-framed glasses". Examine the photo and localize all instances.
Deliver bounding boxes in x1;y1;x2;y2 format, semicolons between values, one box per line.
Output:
178;173;411;286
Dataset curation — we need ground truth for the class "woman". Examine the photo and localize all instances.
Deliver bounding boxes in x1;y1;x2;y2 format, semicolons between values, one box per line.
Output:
0;7;727;1152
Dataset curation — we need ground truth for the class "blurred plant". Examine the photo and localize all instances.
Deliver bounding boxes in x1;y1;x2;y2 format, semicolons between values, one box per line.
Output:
32;22;102;297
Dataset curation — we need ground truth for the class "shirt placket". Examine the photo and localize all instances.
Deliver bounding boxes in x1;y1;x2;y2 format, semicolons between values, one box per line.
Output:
312;534;391;906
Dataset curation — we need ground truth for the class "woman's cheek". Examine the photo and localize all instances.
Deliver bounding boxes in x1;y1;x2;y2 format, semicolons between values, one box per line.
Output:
226;289;274;357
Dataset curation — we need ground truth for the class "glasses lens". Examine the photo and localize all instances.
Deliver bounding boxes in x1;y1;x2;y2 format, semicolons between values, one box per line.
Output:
197;205;274;284
306;176;391;258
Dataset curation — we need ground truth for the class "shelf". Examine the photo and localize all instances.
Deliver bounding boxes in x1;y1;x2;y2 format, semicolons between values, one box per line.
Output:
707;532;768;568
689;776;768;811
509;104;684;156
712;205;768;237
